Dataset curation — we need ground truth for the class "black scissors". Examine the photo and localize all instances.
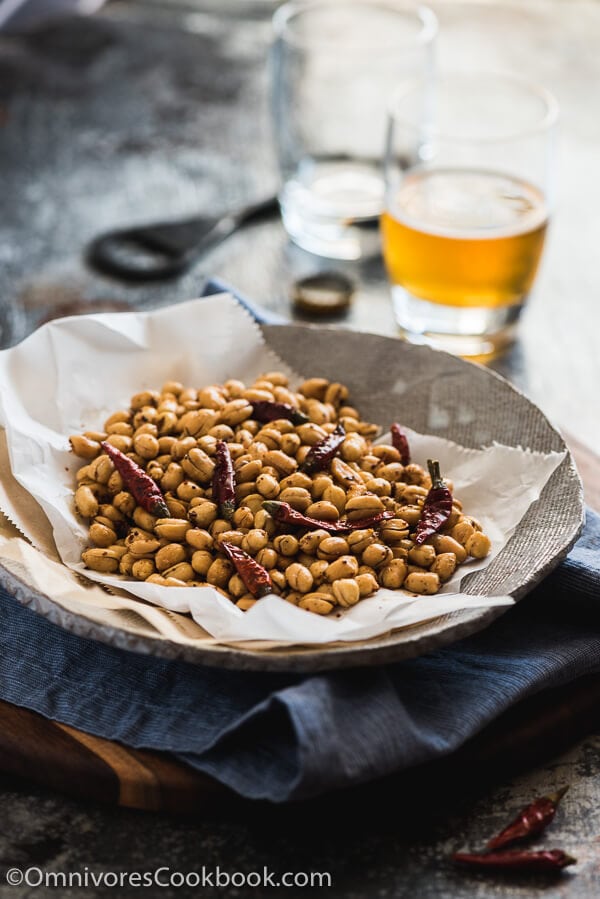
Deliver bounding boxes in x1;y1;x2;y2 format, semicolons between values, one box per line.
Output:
86;195;279;282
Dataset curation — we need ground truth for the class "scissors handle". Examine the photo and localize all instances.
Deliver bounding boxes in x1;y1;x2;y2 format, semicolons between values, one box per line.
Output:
86;195;279;282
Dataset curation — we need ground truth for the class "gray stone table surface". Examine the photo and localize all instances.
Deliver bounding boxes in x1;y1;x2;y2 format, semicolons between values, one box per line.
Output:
0;0;599;896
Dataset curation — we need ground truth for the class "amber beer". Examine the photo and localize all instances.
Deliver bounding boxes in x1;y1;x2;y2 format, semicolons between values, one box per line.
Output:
381;168;548;309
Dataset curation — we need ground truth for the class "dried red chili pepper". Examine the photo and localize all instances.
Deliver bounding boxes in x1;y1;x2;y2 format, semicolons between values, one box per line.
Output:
262;500;394;533
220;541;272;598
452;849;576;872
414;459;453;545
338;511;395;531
213;440;236;522
262;501;341;532
101;442;170;518
487;787;569;850
301;424;346;474
251;401;309;426
390;423;410;466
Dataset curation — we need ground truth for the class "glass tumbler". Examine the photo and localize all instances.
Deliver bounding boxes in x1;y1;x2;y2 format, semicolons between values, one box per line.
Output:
382;72;558;358
271;0;437;260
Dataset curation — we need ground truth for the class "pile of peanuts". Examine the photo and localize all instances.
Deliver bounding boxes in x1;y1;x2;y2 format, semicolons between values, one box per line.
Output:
70;372;491;616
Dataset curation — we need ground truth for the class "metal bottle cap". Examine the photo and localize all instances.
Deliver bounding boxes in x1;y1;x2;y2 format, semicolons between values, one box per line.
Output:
292;272;355;314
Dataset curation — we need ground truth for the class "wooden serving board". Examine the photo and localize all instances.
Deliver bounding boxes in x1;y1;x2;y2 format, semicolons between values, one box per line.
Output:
0;438;596;812
1;673;600;813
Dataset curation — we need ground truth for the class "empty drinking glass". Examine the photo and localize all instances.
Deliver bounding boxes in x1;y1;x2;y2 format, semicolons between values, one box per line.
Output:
271;0;437;260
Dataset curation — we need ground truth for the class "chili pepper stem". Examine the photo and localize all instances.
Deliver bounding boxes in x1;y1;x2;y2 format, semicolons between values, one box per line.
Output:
547;785;570;805
427;459;444;489
221;500;235;522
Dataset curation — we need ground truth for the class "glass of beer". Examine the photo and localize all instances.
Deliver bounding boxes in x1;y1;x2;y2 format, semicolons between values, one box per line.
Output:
381;72;558;358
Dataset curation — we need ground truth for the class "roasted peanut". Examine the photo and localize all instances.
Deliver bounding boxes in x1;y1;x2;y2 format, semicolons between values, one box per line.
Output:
299;378;329;400
326;555;359;582
182;447;215;483
211;519;234;538
404;571;440;595
133;507;157;532
347;529;375;554
75;485;99;518
450;520;475;546
132;432;159;460
188;501;218;528
232;507;255;530
270;569;286;591
104;434;132;453
70;435;101;459
228;574;247;599
408;544;436;568
362;543;393;569
82;548;121;573
364;478;391;498
379;519;410;545
206;558;234;587
273;534;299;557
317;536;350;561
235;458;262;484
465;532;491;559
356;572;379;597
279;487;312;511
299;529;330;555
125;528;161;556
344;493;384;520
324;382;349;407
119;552;136;576
132;558;156;580
89;521;117;547
185;528;213;551
198;386;227;409
306;500;339;521
285;563;314;593
430;534;467;563
163;562;194;582
155;543;187;572
172;436;197;460
340;434;365;462
253;508;276;536
165;496;188;518
299;594;334;615
430;552;457;582
322;484;346;513
236;597;257;611
256;472;280;499
191;550;213;576
331;578;360;607
379;559;408;589
330;457;362;487
310;474;334;499
220;399;253;427
396;505;423;527
215;528;246;549
255;547;278;570
154;518;190;541
241;528;269;555
263;449;297;477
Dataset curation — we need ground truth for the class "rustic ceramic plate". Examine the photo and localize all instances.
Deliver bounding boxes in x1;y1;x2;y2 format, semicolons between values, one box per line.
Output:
0;325;584;671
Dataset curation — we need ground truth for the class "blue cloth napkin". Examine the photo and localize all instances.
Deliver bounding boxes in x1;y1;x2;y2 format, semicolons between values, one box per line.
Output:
0;281;597;802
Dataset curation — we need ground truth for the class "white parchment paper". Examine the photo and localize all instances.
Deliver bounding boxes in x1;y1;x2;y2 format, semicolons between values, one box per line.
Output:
0;295;566;643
